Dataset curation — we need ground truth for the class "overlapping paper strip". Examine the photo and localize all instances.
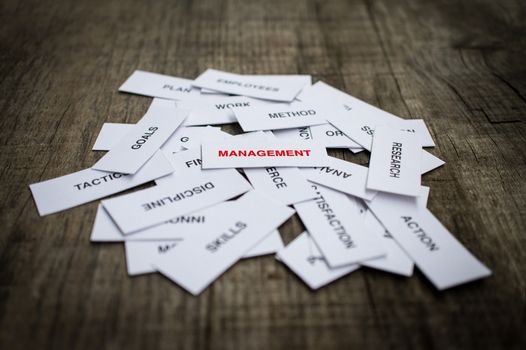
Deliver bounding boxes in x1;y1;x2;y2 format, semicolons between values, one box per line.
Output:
29;68;490;295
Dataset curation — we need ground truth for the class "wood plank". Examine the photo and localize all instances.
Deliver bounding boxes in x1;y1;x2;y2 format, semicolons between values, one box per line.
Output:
0;0;525;349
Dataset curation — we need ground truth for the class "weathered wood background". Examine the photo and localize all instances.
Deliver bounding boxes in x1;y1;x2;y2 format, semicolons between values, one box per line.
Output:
1;0;525;349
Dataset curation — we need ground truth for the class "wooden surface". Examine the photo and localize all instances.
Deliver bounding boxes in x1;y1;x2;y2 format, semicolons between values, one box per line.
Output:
1;0;525;349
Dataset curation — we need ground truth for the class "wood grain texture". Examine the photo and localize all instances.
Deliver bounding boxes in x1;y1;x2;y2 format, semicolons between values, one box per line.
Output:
1;0;525;349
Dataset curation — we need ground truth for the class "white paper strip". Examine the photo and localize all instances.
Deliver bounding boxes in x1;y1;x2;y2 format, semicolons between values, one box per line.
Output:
30;151;173;216
92;99;188;174
233;103;327;131
125;230;283;276
91;202;232;242
119;70;200;100
201;138;329;169
277;232;359;289
302;156;377;201
179;95;269;126
360;186;429;276
192;69;308;102
153;190;295;295
272;126;363;149
367;192;491;290
92;123;133;151
367;125;422;197
102;169;252;234
294;184;386;268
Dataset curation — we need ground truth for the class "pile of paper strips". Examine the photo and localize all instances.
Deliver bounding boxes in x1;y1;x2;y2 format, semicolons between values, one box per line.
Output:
29;69;491;295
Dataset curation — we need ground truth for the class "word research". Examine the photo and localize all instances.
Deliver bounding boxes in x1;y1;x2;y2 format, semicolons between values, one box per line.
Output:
390;142;403;178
